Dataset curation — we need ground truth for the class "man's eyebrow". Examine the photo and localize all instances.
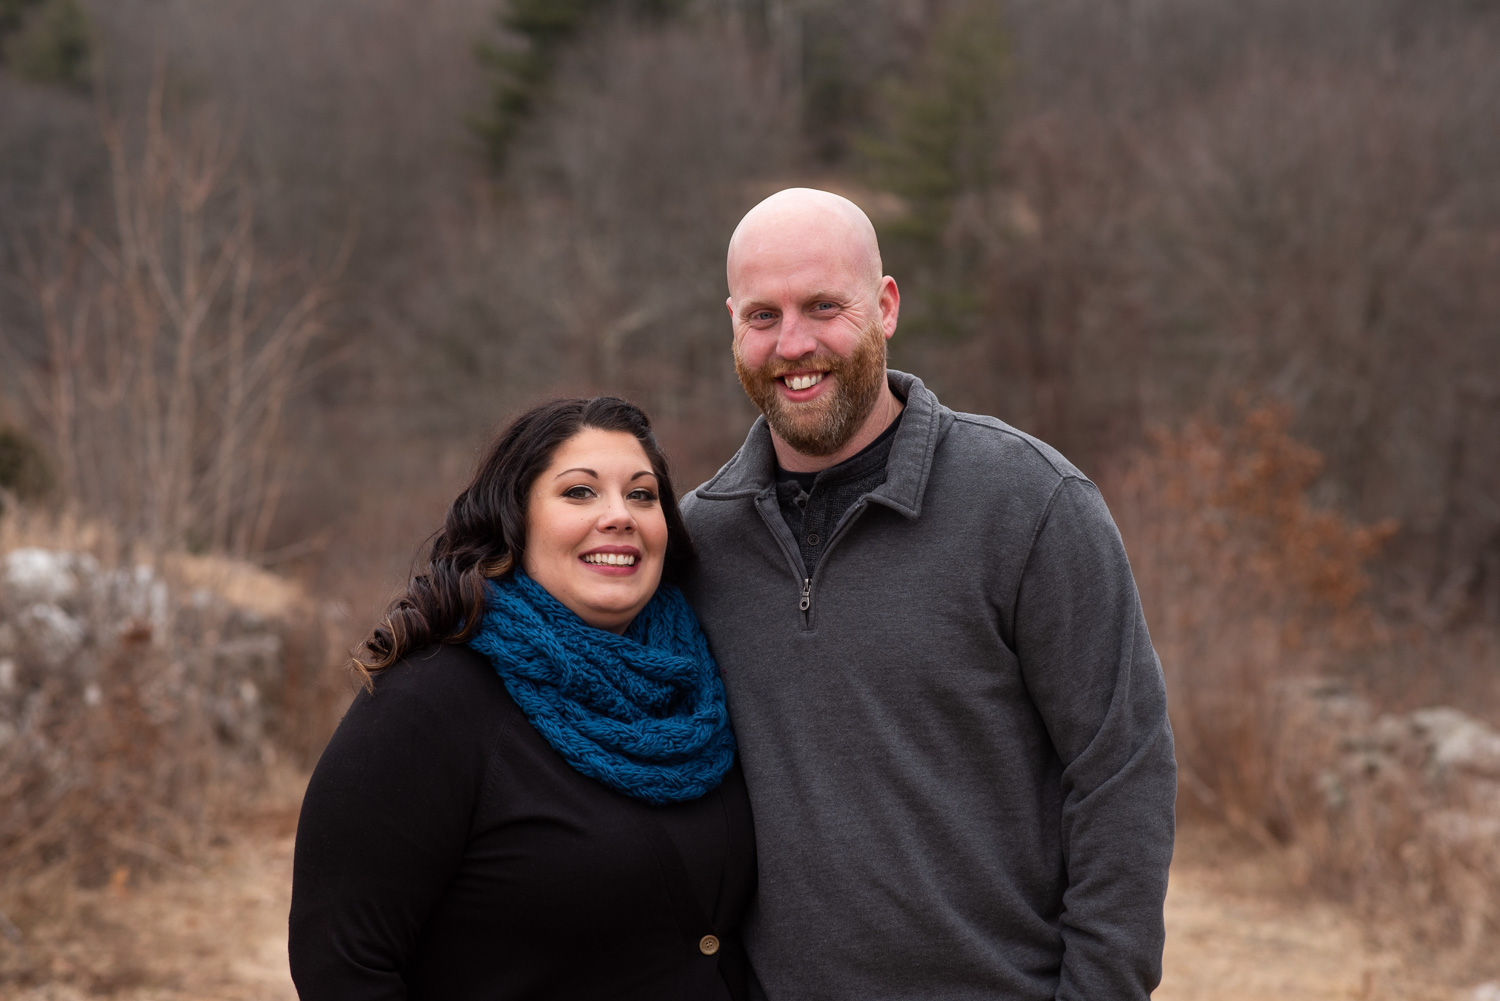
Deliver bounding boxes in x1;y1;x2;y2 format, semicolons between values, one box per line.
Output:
738;289;848;313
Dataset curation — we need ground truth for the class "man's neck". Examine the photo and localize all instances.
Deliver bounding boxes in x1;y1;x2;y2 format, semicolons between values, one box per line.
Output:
771;379;905;474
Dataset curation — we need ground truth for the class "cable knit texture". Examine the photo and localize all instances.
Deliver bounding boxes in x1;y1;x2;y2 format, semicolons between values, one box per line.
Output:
467;572;736;804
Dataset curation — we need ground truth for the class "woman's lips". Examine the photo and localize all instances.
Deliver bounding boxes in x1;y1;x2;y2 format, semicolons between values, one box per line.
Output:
579;547;642;575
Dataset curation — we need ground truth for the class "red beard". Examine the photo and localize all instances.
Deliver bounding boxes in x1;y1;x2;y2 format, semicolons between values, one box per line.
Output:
733;319;887;457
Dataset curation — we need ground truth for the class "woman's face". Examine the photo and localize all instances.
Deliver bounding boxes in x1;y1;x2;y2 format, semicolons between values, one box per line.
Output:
522;428;669;633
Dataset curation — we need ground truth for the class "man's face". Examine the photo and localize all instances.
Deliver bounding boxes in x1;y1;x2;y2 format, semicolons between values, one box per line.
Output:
727;234;898;457
733;314;887;456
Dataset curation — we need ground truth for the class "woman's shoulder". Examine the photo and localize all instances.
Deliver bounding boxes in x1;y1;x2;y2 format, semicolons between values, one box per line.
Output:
309;643;520;800
347;642;517;734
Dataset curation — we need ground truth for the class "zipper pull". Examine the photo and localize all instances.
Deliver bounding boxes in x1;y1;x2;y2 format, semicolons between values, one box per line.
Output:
799;578;812;613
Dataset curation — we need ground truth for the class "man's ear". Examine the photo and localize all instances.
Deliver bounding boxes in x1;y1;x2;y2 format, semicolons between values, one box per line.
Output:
725;296;735;319
879;276;900;339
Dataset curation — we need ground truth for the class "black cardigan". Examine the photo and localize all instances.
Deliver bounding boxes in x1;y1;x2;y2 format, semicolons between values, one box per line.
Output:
288;643;757;1000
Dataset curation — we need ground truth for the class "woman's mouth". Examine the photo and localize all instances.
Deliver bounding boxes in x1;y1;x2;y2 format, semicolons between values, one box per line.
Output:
581;552;637;566
579;547;642;574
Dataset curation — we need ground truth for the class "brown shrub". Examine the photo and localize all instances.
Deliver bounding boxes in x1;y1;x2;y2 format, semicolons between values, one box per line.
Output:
1116;401;1395;835
1114;403;1500;970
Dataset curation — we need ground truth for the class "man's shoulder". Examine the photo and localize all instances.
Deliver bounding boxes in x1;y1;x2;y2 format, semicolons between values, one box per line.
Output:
936;410;1089;489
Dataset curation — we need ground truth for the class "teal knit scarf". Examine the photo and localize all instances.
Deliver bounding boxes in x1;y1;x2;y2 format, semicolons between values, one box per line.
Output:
467;572;736;804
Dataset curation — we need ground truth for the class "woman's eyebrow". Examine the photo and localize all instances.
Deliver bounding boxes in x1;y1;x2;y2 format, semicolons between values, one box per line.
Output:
553;468;657;481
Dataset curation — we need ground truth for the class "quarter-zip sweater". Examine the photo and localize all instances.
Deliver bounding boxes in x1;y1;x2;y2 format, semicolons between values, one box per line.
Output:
679;370;1176;1001
774;408;902;578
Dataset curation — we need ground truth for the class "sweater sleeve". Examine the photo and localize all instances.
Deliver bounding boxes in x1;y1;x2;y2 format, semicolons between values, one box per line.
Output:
1012;476;1177;1001
288;650;499;1000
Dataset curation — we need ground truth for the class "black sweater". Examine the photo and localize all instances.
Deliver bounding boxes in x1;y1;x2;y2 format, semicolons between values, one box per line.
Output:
288;643;756;1000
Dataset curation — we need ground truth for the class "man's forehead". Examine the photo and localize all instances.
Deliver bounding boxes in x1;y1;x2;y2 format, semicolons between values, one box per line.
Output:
728;243;868;302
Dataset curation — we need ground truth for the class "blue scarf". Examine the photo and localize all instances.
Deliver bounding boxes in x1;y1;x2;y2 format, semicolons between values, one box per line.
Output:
467;572;736;804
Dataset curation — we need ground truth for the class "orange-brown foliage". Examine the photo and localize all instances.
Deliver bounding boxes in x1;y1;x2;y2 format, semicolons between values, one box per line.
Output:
1116;405;1500;969
1114;402;1395;840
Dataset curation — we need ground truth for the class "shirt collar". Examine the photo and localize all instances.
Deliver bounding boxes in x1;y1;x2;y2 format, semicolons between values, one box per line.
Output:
694;369;949;520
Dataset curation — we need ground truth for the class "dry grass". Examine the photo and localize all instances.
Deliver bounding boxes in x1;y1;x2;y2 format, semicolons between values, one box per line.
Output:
0;508;346;991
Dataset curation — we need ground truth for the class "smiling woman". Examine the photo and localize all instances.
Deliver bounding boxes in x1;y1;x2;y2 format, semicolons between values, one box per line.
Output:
288;398;754;1001
523;427;671;633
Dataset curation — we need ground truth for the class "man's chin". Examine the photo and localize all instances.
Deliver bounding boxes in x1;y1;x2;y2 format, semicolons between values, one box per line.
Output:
764;406;856;457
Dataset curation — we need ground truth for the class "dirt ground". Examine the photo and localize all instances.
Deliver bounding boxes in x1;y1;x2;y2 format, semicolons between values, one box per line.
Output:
1;777;1488;1001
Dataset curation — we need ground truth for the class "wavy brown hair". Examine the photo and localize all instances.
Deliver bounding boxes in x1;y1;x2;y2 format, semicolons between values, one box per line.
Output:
356;397;694;682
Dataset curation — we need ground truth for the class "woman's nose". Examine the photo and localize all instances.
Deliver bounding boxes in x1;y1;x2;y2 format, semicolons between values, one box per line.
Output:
597;494;635;532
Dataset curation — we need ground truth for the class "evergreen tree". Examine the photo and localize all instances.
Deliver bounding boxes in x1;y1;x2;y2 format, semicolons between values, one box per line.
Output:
1;0;89;88
859;0;1010;338
475;0;687;170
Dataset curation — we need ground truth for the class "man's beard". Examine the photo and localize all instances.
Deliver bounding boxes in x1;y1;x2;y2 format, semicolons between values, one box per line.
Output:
734;319;887;457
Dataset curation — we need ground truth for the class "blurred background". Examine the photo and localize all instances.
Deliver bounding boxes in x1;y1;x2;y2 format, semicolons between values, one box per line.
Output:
0;0;1497;997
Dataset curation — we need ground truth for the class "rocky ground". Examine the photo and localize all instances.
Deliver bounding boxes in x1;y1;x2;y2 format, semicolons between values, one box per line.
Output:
4;772;1491;1001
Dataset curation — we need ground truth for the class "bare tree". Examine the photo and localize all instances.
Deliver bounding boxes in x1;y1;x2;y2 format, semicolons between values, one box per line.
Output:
1;80;344;558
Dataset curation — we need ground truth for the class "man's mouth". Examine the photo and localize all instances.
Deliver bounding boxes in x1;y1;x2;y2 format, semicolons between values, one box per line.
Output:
781;373;825;391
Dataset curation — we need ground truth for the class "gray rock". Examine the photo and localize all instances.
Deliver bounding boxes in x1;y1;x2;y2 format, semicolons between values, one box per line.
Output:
16;602;85;662
2;548;98;606
1424;713;1500;780
97;564;171;643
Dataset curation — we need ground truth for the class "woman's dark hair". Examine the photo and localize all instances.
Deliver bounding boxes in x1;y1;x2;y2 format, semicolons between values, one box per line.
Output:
356;396;694;680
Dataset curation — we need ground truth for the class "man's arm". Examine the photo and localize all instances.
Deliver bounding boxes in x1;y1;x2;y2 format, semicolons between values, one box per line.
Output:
1013;475;1177;1001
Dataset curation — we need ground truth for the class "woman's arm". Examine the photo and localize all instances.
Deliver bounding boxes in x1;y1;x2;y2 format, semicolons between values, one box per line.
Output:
288;648;496;1000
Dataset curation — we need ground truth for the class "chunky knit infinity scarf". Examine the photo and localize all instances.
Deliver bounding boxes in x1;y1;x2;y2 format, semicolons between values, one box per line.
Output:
467;572;736;804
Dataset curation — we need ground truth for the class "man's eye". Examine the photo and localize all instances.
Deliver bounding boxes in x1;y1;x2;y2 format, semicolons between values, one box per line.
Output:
751;310;775;321
563;486;595;499
815;301;837;311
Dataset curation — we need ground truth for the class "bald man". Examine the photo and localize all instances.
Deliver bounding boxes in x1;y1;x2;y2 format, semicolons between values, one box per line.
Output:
679;189;1176;1000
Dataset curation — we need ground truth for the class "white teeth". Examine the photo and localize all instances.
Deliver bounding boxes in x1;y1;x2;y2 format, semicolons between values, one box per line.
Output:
583;553;636;566
785;373;823;391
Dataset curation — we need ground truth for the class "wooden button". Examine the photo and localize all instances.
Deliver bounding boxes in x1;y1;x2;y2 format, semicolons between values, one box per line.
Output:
698;934;720;955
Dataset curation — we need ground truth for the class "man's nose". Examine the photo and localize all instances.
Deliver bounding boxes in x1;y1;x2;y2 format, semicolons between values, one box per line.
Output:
774;312;818;360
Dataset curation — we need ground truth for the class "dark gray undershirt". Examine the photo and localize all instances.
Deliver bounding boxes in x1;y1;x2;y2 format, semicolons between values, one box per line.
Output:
774;409;904;579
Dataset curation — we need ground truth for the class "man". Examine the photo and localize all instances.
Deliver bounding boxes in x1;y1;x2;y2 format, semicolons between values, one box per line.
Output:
679;188;1176;1000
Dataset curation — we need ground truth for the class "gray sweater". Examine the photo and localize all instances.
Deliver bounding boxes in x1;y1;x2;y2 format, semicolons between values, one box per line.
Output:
680;370;1175;1001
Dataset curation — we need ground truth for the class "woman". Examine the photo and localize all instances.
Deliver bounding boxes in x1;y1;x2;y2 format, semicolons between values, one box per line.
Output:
289;398;755;1000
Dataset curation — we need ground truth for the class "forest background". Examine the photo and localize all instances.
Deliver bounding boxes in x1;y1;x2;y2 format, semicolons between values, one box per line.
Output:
1;0;1498;991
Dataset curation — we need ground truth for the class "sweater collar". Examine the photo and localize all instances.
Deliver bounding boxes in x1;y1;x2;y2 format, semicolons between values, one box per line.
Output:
695;369;950;520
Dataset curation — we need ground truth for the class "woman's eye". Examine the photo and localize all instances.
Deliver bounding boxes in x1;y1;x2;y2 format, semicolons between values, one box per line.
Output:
627;488;658;503
563;485;595;499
